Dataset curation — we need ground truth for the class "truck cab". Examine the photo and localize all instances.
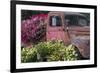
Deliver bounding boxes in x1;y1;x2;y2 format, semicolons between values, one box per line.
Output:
46;12;90;59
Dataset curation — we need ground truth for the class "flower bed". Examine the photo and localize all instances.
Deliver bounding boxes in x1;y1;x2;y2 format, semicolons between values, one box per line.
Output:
21;40;79;63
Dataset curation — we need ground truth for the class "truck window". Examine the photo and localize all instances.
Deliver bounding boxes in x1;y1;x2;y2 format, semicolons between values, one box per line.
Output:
78;16;89;26
78;18;88;26
50;16;62;26
65;15;88;26
65;15;78;26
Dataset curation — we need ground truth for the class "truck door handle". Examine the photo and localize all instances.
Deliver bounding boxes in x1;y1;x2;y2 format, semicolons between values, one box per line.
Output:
62;28;65;31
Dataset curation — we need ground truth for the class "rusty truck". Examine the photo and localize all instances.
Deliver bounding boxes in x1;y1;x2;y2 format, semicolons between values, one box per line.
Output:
46;12;90;59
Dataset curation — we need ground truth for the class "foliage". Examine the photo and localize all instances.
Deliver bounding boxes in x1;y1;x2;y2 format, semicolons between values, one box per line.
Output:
63;45;78;61
47;41;78;61
21;14;47;46
21;10;49;20
21;47;37;62
21;41;79;63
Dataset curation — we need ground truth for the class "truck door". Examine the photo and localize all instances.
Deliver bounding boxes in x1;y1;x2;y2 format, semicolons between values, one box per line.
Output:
46;14;69;44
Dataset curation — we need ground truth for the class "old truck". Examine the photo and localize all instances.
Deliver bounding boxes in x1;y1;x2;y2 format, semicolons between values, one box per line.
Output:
46;12;90;59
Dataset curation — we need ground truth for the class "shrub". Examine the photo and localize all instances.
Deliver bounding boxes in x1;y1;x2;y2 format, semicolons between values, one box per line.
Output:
63;45;78;61
46;41;78;61
21;14;47;47
34;41;56;61
21;47;37;63
21;40;79;63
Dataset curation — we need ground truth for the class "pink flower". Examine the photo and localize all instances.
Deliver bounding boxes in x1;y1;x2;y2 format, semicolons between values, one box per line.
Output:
21;13;47;45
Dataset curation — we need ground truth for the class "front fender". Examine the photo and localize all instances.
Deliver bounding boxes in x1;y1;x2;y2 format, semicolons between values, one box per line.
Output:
71;38;90;59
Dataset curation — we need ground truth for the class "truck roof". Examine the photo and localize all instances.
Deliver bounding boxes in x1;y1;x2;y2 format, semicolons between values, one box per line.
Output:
49;11;86;17
64;12;86;17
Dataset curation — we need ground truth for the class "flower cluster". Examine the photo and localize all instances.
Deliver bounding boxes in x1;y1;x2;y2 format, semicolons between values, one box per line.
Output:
21;14;47;46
